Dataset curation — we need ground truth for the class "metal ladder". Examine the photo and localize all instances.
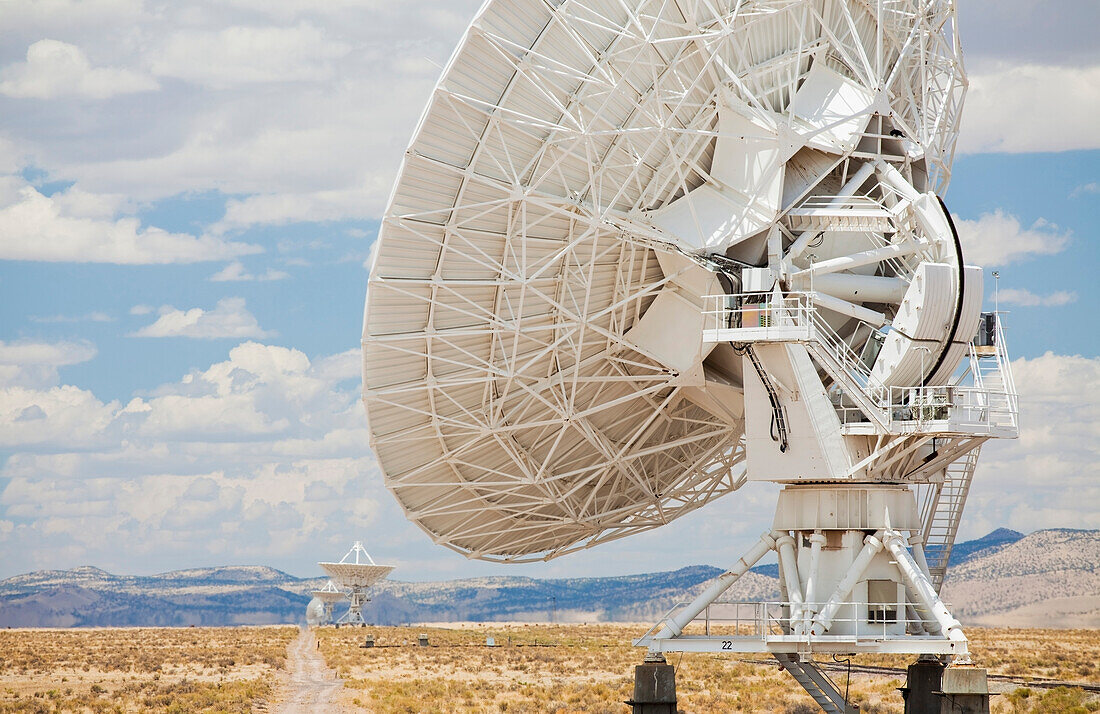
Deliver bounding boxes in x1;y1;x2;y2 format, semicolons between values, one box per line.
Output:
921;445;981;591
775;654;859;713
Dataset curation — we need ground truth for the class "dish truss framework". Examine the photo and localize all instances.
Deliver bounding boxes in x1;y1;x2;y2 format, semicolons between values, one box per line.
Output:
362;0;1018;710
319;542;395;627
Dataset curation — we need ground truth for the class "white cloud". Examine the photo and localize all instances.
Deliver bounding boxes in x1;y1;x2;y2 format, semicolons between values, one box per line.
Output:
959;63;1100;154
149;24;350;89
961;353;1100;539
0;341;387;573
1070;182;1099;199
0;1;479;216
0;339;97;388
996;288;1077;308
954;210;1071;267
0;175;260;263
130;297;274;339
0;39;158;99
29;311;113;323
0;0;143;34
129;304;152;315
213;182;385;231
209;260;289;282
0;384;119;449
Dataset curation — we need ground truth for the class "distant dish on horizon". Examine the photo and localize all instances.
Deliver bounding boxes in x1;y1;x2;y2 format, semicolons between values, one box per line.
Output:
318;541;394;627
307;579;346;626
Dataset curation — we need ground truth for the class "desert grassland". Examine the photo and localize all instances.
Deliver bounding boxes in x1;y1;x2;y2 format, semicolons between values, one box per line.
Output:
0;626;296;713
317;624;1100;714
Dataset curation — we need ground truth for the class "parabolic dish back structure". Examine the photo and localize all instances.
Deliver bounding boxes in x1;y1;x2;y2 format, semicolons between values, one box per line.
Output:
364;0;1017;707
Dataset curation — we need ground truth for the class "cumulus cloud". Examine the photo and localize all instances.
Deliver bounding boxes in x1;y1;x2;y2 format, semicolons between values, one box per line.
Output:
0;175;260;263
959;63;1100;154
996;288;1077;308
0;338;97;388
962;353;1100;538
1;341;1094;579
209;260;289;282
0;39;158;99
130;297;274;339
954;210;1071;267
0;1;479;217
0;341;386;573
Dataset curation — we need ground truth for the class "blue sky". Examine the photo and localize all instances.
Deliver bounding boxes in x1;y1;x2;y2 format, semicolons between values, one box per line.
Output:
0;0;1097;580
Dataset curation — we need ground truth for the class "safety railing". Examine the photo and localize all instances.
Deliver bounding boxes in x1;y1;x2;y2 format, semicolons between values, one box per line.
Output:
702;291;1019;436
835;385;1018;433
702;292;815;343
639;599;949;644
788;195;888;212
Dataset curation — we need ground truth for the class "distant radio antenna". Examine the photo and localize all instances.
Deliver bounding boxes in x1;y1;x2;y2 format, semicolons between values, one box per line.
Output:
319;541;394;627
307;579;345;626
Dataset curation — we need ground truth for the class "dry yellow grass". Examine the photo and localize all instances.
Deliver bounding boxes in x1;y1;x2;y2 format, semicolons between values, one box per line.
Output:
0;626;296;713
316;624;1100;714
0;624;1094;712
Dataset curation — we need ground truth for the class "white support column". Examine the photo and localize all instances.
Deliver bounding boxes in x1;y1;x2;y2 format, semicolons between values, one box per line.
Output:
776;534;806;635
883;531;969;659
905;603;928;636
655;531;778;639
811;531;885;635
910;534;933;581
875;160;921;201
803;530;826;632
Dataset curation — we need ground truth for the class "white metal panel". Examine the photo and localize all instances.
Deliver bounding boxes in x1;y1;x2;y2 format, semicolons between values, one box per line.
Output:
871;262;957;387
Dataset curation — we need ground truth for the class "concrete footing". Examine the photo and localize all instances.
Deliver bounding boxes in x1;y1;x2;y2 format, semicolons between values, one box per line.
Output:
938;667;992;714
627;656;677;713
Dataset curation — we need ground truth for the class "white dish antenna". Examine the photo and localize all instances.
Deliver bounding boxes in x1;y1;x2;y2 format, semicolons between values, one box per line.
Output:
319;541;395;589
318;541;394;627
364;0;1019;704
363;0;985;564
305;598;326;627
308;578;345;627
311;579;347;604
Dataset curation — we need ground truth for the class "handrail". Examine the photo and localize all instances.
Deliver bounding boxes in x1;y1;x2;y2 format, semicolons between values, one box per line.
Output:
641;598;952;642
701;291;1019;434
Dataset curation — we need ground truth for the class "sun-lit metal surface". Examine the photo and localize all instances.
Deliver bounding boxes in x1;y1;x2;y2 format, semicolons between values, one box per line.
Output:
363;0;970;562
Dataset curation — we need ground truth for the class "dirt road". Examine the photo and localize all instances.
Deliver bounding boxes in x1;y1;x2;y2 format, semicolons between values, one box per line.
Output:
274;627;344;713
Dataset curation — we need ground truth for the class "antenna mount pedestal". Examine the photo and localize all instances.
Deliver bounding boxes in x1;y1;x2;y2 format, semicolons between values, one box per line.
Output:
626;657;677;714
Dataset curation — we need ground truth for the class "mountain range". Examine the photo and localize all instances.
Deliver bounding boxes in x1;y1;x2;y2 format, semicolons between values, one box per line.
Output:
1;528;1094;629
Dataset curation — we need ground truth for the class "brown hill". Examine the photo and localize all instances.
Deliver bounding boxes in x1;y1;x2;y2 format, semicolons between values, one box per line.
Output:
942;529;1099;628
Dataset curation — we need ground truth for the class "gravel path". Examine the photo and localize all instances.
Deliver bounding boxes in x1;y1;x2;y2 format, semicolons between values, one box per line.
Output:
274;627;344;713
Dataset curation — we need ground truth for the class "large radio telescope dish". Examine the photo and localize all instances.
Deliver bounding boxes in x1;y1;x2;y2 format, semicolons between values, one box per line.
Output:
363;0;968;561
